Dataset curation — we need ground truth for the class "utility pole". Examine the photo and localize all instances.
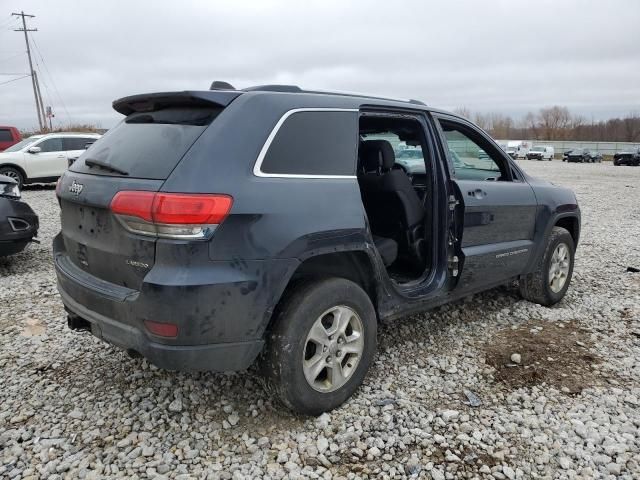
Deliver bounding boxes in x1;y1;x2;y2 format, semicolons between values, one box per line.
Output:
12;11;44;131
33;71;47;131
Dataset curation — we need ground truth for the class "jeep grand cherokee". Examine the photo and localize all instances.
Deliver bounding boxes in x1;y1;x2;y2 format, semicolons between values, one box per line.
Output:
54;83;580;414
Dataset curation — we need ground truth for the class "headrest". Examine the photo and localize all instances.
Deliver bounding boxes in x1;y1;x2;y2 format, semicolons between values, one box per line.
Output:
361;140;395;172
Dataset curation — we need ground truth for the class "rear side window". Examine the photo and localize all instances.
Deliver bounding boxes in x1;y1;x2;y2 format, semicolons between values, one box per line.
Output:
0;129;13;142
70;107;222;179
259;111;357;176
63;137;95;151
38;138;64;152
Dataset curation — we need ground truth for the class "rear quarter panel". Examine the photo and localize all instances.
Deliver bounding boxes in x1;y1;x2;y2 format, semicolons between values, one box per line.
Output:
160;92;369;262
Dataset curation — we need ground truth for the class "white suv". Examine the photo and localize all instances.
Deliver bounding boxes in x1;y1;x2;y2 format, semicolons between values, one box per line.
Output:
0;132;101;187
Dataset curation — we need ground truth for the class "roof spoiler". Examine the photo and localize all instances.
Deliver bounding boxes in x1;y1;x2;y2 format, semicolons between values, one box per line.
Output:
113;91;242;115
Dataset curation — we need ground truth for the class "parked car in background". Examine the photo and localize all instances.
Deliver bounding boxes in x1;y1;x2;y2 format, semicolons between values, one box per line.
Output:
0;132;101;187
54;84;581;414
0;126;21;151
0;174;38;257
613;147;640;166
562;150;573;162
527;145;554;161
566;149;602;163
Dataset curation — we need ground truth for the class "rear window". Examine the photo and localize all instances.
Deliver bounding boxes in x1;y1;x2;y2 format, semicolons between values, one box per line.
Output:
70;107;222;179
0;129;13;142
259;111;357;176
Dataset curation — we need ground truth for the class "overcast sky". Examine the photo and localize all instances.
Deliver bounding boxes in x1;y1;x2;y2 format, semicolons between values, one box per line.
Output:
1;0;639;130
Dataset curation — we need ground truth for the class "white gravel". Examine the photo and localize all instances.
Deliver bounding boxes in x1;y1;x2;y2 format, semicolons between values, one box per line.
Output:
1;162;639;479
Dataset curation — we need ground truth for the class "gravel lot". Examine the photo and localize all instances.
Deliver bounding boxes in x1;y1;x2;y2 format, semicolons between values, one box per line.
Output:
1;161;639;479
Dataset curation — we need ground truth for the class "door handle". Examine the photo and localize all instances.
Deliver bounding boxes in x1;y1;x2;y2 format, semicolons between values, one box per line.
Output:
468;188;487;199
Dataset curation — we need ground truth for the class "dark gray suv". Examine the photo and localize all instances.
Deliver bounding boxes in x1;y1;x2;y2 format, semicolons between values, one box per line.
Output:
54;84;580;414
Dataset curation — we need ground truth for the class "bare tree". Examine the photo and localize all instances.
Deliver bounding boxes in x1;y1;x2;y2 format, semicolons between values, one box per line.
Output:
473;112;491;131
447;106;639;143
538;106;572;140
489;113;513;139
453;106;472;120
621;114;640;142
523;112;538;139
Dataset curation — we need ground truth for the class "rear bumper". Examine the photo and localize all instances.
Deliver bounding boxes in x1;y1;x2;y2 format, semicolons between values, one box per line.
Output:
53;233;297;372
59;284;263;371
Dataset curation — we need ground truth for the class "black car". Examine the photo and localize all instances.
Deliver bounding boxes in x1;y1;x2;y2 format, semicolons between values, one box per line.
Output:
566;148;602;163
613;147;640;166
0;174;39;257
54;84;581;414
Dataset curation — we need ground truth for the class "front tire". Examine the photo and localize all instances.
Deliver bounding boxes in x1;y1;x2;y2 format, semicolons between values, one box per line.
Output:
519;226;575;306
261;278;377;415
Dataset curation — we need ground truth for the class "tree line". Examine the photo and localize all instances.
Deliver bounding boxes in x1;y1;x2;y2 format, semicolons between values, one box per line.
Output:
453;106;640;143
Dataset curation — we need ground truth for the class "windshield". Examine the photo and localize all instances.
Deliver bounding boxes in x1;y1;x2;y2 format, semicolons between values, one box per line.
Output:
3;136;41;153
396;148;423;159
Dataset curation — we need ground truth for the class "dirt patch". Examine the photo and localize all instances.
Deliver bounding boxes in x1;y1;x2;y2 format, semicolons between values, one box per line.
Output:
484;320;601;394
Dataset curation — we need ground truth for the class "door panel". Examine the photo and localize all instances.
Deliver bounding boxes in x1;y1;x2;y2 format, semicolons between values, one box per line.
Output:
456;179;537;289
28;137;67;178
434;115;538;291
459;180;536;247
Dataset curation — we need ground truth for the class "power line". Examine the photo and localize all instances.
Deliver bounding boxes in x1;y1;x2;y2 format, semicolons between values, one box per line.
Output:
11;11;44;130
0;52;25;63
0;16;18;29
27;40;50;126
30;33;71;125
0;74;29;86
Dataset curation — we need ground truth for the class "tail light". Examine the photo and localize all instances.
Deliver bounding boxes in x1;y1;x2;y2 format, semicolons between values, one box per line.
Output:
110;191;233;239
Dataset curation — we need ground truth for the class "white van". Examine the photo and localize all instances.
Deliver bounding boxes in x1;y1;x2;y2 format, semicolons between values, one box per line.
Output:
506;140;531;159
526;145;555;161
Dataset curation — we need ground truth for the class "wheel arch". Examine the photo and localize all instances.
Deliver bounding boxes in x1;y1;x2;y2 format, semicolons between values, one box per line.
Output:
263;248;382;336
553;214;580;246
0;163;27;182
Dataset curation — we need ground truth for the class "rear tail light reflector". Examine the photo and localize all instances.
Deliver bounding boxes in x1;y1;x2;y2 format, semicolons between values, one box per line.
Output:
144;320;178;338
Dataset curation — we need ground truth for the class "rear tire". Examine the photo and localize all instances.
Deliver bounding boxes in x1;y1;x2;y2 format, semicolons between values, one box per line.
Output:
261;278;377;415
519;226;575;307
0;166;24;188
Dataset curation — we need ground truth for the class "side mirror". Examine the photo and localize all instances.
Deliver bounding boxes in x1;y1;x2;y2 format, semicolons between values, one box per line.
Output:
28;146;41;154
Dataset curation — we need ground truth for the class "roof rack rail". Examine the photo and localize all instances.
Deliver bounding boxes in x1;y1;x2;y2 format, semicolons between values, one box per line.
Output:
305;88;427;106
238;83;428;106
243;84;302;93
210;81;236;90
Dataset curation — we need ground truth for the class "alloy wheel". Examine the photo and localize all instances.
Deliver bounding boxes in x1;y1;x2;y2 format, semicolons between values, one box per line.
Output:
549;242;570;293
302;305;364;393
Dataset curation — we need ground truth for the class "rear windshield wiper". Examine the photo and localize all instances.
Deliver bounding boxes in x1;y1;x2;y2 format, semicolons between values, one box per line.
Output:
84;158;129;176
